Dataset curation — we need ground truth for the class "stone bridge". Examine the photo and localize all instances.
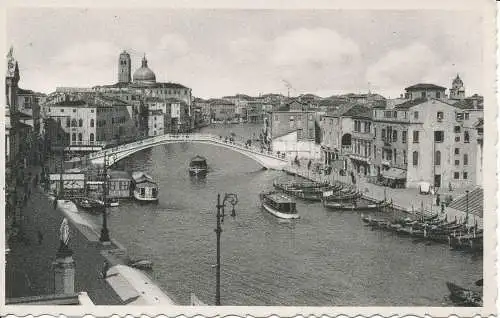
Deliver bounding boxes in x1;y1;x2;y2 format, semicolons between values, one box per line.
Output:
84;133;289;170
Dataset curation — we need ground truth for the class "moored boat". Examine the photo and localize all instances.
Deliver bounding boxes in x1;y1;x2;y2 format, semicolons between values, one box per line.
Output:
72;197;105;211
189;155;208;176
273;180;334;201
106;198;120;207
132;172;159;202
323;198;390;211
259;191;300;219
446;282;482;306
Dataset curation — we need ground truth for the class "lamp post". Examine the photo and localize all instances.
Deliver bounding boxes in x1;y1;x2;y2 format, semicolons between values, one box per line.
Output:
99;152;110;244
214;193;238;306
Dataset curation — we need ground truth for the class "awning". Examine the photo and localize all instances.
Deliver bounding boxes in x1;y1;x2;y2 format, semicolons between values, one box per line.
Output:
382;168;406;180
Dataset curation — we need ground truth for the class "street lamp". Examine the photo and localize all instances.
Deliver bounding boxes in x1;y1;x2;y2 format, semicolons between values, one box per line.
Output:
214;193;238;306
99;152;110;244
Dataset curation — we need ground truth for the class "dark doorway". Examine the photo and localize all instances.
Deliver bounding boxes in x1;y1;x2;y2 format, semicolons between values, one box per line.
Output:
434;174;441;188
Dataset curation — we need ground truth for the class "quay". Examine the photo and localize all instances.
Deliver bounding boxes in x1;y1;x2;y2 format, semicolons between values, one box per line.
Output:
5;165;177;306
282;160;483;227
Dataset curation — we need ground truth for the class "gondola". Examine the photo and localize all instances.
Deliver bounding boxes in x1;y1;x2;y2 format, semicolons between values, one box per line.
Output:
446;282;482;306
323;199;391;211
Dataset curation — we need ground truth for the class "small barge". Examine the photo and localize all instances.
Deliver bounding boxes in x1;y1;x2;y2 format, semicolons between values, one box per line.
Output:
132;172;159;202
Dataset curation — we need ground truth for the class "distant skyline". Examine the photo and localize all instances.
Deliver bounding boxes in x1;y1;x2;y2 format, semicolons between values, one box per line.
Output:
7;8;485;99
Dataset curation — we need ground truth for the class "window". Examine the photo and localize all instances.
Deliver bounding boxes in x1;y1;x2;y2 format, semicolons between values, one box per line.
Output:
463;154;468;165
66;118;70;128
393;149;397;163
392;130;397;142
464;113;470;120
374;128;377;138
71;119;77;127
78;119;83;127
455;159;460;166
402;131;407;143
421;92;426;98
274;115;279;121
434;131;444;143
436;92;441;98
454;172;460;179
464;131;470;143
78;133;82;141
72;133;76;141
73;109;76;113
90;119;94;127
90;133;94;142
463;172;468;179
374;145;377;159
414;111;419;120
456;113;464;120
435;151;441;166
455;148;460;155
393;111;397;118
454;126;461;133
60;109;65;112
384;111;392;118
403;150;407;164
437;111;443;121
412;151;419;166
381;129;386;140
455;136;460;142
413;131;419;143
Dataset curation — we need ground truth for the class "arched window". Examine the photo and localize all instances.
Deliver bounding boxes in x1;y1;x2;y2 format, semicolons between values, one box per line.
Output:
72;133;76;142
57;118;61;126
412;151;419;166
434;151;441;166
78;133;82;141
78;119;83;127
90;133;94;142
71;119;77;127
66;118;70;127
90;119;94;127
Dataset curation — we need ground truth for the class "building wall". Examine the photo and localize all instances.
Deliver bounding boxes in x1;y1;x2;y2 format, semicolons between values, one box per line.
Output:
147;113;165;136
405;100;478;189
271;131;321;160
271;111;316;140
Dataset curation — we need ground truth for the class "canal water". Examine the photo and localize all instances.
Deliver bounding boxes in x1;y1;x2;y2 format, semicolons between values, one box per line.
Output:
85;124;482;306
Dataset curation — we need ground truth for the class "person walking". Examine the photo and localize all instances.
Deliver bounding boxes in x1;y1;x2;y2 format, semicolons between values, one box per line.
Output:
101;260;110;279
37;230;43;245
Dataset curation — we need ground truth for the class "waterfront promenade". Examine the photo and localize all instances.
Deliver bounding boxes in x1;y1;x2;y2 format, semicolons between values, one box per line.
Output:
5;165;175;306
283;160;482;227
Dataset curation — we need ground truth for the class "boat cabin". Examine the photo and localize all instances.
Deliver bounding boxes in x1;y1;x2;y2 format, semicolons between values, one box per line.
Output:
263;193;297;214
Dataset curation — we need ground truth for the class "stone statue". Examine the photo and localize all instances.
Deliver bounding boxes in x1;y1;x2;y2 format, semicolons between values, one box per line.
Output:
6;46;16;77
57;217;72;257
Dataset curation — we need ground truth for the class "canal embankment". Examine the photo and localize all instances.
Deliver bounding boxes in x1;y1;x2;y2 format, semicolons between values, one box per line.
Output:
5;165;177;306
53;198;178;305
282;161;482;227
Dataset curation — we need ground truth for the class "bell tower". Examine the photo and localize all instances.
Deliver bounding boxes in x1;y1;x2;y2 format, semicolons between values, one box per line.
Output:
118;50;131;84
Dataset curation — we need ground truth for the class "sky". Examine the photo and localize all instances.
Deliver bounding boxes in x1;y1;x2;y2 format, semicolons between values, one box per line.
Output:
7;8;486;99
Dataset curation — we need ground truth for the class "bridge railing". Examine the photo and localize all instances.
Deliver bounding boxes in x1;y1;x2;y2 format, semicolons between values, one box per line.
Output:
86;133;288;162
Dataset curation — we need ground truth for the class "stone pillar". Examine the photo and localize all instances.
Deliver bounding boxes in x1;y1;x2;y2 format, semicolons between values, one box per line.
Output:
53;255;75;295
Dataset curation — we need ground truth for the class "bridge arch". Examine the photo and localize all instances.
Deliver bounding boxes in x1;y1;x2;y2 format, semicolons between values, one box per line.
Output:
85;134;289;170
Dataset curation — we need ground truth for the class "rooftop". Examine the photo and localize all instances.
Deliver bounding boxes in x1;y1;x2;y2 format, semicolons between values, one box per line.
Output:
393;98;428;109
405;83;447;91
342;104;372;119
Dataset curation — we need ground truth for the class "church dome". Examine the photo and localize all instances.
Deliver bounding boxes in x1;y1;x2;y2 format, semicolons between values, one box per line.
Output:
133;55;156;84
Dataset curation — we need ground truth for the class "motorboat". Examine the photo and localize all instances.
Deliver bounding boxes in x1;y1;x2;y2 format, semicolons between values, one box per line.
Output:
259;191;300;219
189;155;208;176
